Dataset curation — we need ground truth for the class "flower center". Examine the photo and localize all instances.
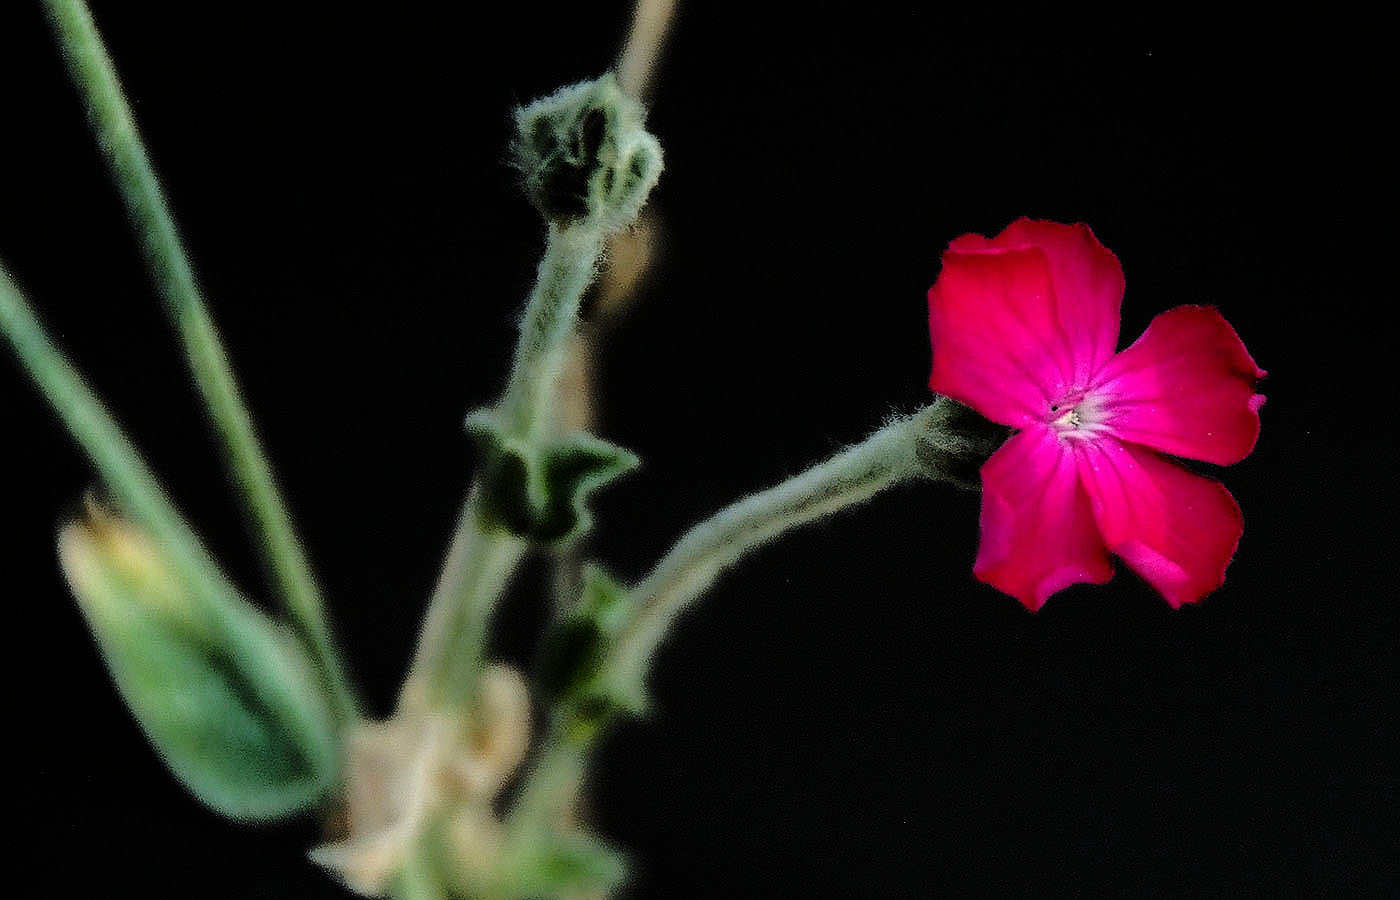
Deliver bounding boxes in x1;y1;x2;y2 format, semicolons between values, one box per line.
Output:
1047;390;1112;441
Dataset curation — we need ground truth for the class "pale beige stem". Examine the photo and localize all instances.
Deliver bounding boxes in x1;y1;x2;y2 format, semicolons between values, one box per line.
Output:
616;0;679;102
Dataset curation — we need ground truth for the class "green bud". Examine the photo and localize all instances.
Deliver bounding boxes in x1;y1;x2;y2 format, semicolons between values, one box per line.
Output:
58;504;340;821
911;395;1011;489
513;72;663;232
537;565;648;736
467;409;639;544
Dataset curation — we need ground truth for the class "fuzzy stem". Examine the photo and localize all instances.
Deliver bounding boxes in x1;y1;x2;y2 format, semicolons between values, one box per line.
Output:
610;412;925;685
41;0;356;724
510;410;942;822
401;491;527;712
505;716;590;828
389;849;448;900
403;224;607;713
500;225;607;439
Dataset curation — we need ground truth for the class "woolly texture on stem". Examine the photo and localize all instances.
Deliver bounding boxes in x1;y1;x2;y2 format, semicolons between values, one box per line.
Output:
510;401;988;825
609;412;927;684
502;225;608;439
404;224;608;712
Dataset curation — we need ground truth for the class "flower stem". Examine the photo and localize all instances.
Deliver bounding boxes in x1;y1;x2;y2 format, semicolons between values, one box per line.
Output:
401;492;527;712
403;224;607;713
509;409;941;823
505;715;589;828
610;412;926;685
1;267;262;656
41;0;356;724
500;225;607;440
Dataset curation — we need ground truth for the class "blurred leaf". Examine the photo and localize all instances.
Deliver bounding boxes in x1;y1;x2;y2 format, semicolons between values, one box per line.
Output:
499;827;628;899
58;507;340;821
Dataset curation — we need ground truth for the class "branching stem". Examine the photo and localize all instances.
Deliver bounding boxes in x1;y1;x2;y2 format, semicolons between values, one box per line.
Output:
403;224;607;713
509;409;948;823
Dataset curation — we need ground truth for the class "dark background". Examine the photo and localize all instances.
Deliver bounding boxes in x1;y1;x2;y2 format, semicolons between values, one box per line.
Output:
2;2;1392;897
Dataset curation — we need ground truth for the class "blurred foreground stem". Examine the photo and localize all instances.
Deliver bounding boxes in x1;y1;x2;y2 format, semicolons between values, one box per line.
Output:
41;0;356;724
1;267;248;653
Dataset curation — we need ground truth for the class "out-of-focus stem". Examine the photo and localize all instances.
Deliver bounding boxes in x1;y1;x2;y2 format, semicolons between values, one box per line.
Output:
0;266;287;675
616;0;679;103
41;0;356;724
400;491;527;712
1;267;205;596
504;717;589;828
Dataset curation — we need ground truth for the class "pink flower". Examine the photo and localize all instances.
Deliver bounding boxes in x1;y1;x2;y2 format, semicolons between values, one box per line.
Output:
927;218;1265;610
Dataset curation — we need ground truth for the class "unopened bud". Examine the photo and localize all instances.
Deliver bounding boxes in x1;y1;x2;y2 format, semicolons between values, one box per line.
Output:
513;73;663;232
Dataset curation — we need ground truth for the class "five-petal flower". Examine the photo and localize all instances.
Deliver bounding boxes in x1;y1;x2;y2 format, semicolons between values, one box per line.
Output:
928;218;1265;610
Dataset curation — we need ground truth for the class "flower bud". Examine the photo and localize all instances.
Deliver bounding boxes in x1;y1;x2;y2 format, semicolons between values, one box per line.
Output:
512;73;663;232
536;565;648;736
58;502;339;821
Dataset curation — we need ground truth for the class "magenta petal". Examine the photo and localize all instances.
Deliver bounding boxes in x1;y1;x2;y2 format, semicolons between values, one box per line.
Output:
1094;305;1266;465
992;219;1124;384
974;429;1113;611
928;246;1072;427
1075;437;1244;608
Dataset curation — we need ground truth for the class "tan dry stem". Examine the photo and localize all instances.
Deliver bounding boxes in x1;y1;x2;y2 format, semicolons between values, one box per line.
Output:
616;0;678;103
310;664;531;896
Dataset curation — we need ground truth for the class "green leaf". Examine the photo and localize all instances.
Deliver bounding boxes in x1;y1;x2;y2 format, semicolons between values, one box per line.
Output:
58;507;340;821
468;409;638;544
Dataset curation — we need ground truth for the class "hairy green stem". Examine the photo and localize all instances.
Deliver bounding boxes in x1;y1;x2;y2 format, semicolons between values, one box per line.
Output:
505;716;589;828
404;224;606;713
510;410;939;822
402;491;527;711
610;412;926;685
500;225;607;439
390;847;448;900
1;269;196;589
41;0;355;724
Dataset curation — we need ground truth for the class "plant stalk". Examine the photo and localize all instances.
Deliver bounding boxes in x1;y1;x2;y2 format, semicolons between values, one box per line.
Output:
41;0;356;724
510;411;934;822
403;223;607;713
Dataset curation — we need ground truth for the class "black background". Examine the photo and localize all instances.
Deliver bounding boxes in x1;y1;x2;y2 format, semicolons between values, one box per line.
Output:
2;3;1393;898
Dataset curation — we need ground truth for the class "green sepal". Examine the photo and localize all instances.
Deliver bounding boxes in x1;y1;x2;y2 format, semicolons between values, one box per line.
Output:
497;826;629;900
58;508;340;822
467;409;639;544
911;395;1012;490
512;72;663;232
537;566;649;733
